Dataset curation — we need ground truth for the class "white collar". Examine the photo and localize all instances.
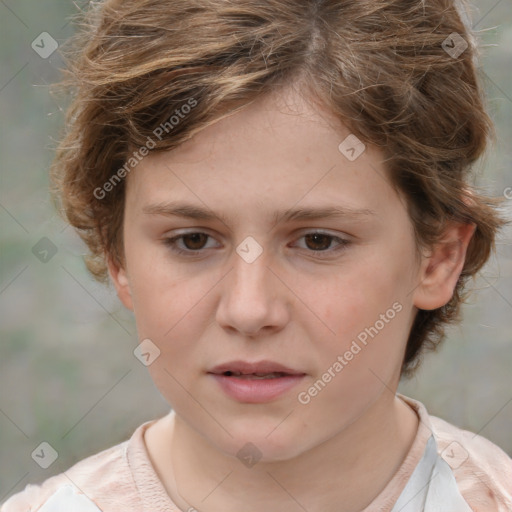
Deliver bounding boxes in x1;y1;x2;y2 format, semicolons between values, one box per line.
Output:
391;435;473;511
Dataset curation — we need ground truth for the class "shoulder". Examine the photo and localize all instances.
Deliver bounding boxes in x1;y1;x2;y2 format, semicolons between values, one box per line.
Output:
430;411;512;511
1;484;104;512
0;436;138;512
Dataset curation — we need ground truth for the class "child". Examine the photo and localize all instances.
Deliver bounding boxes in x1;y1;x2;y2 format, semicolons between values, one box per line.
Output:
2;0;511;510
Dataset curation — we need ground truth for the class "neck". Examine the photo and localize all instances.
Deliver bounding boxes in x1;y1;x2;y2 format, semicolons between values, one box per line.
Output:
146;392;419;512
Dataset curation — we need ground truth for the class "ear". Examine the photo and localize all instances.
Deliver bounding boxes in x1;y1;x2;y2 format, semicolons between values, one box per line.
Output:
413;221;476;310
107;255;134;311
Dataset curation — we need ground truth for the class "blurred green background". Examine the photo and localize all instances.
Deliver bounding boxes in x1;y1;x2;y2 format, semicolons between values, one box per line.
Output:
1;0;511;501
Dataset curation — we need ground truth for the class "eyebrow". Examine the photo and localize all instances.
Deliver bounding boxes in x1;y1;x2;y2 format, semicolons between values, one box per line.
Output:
142;201;376;225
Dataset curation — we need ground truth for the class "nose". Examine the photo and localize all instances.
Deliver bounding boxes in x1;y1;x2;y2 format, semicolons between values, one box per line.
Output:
215;241;290;338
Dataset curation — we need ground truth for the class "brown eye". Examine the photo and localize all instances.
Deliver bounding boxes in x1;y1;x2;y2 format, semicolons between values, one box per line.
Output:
180;233;209;250
303;233;333;251
163;232;218;255
292;231;351;259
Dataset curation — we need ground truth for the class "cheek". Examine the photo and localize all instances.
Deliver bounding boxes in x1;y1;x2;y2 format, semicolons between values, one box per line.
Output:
300;273;409;423
126;240;192;328
317;254;411;363
132;279;200;341
126;248;219;367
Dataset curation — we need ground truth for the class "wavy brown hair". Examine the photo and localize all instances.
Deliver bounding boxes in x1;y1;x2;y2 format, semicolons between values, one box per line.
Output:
50;0;508;376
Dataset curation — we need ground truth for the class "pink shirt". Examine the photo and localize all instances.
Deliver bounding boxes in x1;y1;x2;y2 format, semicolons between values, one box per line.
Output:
2;395;511;511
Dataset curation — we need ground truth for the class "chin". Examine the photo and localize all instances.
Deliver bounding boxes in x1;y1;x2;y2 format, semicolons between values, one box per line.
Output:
210;422;312;465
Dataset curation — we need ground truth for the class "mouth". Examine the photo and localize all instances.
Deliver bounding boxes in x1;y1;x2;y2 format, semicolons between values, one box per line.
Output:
207;360;306;403
208;360;305;378
218;371;293;380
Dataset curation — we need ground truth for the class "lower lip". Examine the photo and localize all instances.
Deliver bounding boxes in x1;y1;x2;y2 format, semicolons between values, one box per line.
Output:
209;373;306;403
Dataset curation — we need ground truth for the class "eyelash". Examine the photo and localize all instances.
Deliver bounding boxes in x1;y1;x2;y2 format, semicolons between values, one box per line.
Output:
162;231;351;259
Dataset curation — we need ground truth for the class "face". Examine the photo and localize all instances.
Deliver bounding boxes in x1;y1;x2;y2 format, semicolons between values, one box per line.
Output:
110;85;432;461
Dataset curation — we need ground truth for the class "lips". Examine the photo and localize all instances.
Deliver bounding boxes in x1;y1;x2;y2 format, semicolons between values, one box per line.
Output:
208;360;305;378
208;360;306;403
220;372;288;379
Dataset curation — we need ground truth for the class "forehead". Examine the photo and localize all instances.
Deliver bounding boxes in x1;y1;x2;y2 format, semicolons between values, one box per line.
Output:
125;86;402;222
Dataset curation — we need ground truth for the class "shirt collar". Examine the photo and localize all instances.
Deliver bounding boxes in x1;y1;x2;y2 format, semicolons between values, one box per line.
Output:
391;395;473;512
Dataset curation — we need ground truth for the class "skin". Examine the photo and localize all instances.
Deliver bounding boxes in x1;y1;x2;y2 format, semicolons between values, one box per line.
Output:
108;83;475;512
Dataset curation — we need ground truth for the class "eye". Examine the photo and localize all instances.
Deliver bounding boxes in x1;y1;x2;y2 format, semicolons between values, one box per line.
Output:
292;231;350;258
163;230;351;258
163;232;219;255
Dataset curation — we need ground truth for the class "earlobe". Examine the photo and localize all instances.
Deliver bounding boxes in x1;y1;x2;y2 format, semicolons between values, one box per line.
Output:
413;222;476;311
107;256;134;311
